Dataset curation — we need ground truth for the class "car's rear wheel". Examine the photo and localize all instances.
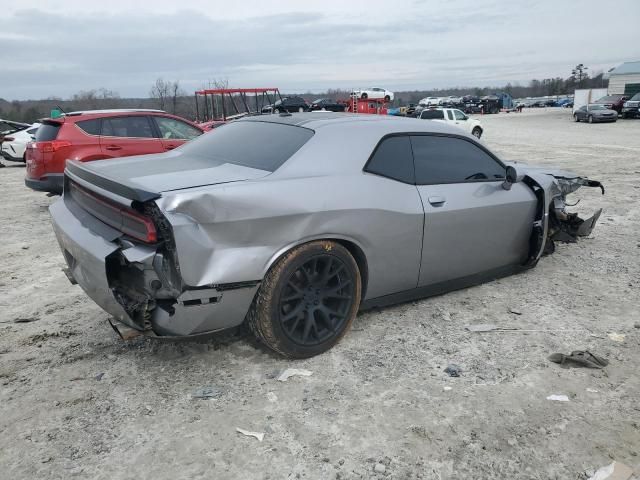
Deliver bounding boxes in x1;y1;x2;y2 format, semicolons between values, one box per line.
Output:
274;108;281;114
298;107;304;113
472;127;482;138
247;241;361;358
574;114;579;122
588;115;594;123
384;95;391;102
361;93;368;99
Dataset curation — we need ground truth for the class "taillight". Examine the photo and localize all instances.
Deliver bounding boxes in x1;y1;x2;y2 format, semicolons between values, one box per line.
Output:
38;140;72;153
69;181;158;243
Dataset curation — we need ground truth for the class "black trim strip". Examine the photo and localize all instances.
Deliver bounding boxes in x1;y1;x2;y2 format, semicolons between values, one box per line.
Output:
65;160;161;202
359;264;526;311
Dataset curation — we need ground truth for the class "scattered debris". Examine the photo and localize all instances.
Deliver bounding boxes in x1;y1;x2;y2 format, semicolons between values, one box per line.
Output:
548;351;608;369
444;364;462;377
587;461;634;480
607;333;625;343
266;392;278;403
634;322;640;329
443;386;453;391
466;324;499;332
236;427;264;442
374;463;386;474
508;308;523;315
95;372;105;381
546;394;570;402
13;317;39;323
586;388;599;393
191;386;223;399
21;245;29;250
276;368;313;382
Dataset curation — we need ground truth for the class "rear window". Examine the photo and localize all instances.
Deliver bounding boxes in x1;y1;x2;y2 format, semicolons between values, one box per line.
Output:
35;122;61;141
420;110;445;119
178;121;314;172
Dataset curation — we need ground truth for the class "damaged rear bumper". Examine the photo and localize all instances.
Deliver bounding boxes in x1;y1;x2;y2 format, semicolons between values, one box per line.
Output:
50;198;259;338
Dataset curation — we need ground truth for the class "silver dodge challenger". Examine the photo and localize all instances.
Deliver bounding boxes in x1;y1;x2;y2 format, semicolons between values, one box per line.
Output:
49;113;603;358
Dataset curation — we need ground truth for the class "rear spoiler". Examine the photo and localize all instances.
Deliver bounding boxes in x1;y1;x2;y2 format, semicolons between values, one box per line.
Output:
65;160;161;203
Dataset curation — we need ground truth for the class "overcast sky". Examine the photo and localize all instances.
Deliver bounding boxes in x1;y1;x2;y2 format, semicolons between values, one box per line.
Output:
1;0;639;100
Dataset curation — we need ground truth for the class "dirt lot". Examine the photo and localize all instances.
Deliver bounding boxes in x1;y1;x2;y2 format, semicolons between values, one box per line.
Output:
1;109;639;480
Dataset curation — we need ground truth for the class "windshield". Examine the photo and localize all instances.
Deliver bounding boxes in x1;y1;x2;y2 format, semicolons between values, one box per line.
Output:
630;93;640;101
178;120;314;172
312;99;325;104
597;96;622;102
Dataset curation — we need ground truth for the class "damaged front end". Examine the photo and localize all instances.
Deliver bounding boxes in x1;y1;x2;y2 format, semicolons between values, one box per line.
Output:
516;163;605;260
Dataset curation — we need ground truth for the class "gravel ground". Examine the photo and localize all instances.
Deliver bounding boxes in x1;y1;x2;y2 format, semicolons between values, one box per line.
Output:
1;108;639;479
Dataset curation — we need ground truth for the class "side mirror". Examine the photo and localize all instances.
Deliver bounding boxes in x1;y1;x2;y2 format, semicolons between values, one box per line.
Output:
502;166;518;190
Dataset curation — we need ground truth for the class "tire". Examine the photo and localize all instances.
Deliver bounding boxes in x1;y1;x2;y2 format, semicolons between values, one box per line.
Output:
588;115;593;124
384;95;391;102
361;93;368;99
574;114;579;122
298;107;304;113
247;240;362;358
472;127;482;139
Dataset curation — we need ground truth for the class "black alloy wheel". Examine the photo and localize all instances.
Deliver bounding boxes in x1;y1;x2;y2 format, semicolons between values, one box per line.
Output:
278;254;354;346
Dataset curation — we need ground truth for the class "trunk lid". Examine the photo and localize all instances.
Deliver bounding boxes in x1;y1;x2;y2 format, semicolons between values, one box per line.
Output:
65;150;270;201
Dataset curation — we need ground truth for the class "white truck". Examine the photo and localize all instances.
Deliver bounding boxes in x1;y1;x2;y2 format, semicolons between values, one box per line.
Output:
418;108;484;138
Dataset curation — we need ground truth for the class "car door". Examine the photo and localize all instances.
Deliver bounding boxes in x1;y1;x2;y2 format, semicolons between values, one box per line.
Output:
152;116;203;151
411;134;537;287
100;115;163;157
452;109;472;134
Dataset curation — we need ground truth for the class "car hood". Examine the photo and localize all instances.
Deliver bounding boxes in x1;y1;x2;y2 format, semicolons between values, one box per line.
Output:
80;149;271;193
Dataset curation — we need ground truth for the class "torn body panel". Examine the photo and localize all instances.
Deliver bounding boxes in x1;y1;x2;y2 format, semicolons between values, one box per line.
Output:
507;162;604;256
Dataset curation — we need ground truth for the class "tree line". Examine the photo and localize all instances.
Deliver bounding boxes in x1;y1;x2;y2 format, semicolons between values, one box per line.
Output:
0;68;609;124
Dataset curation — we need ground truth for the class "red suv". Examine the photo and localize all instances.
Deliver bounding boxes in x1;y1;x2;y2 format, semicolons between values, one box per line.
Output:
25;109;205;193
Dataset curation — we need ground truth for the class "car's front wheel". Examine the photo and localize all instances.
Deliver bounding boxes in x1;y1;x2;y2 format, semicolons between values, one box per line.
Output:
384;95;391;102
298;107;304;113
247;241;361;358
574;114;579;122
361;93;368;99
588;115;594;123
472;127;482;138
274;108;281;114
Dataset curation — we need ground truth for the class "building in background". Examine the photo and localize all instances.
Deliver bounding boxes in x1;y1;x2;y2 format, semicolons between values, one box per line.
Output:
607;61;640;96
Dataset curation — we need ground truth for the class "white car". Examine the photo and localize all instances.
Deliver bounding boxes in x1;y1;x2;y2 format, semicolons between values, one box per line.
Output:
418;96;440;106
351;87;394;101
1;123;39;162
418;108;483;138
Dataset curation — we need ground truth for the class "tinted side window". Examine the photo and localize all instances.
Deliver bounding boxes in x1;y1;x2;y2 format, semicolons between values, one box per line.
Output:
35;123;61;141
76;119;101;135
446;110;454;120
421;110;444;119
411;135;505;185
154;117;202;140
364;136;414;184
101;116;155;138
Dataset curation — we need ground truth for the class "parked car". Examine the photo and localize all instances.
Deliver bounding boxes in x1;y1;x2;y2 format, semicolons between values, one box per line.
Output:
419;97;440;106
262;96;309;113
593;94;628;114
621;93;640;118
25;109;205;194
1;123;40;162
573;104;618;123
351;88;394;102
0;119;30;135
49;113;602;358
309;98;346;112
418;108;483;138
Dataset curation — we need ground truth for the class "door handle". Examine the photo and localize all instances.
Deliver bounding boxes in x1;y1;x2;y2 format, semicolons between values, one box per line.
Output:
165;145;177;150
105;145;122;151
428;195;446;206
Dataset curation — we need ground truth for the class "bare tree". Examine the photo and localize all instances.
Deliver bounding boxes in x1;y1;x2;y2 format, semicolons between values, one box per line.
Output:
150;78;171;110
170;80;186;114
571;64;589;87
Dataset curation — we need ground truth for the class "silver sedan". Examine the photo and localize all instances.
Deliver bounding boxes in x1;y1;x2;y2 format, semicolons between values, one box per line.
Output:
49;113;603;357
